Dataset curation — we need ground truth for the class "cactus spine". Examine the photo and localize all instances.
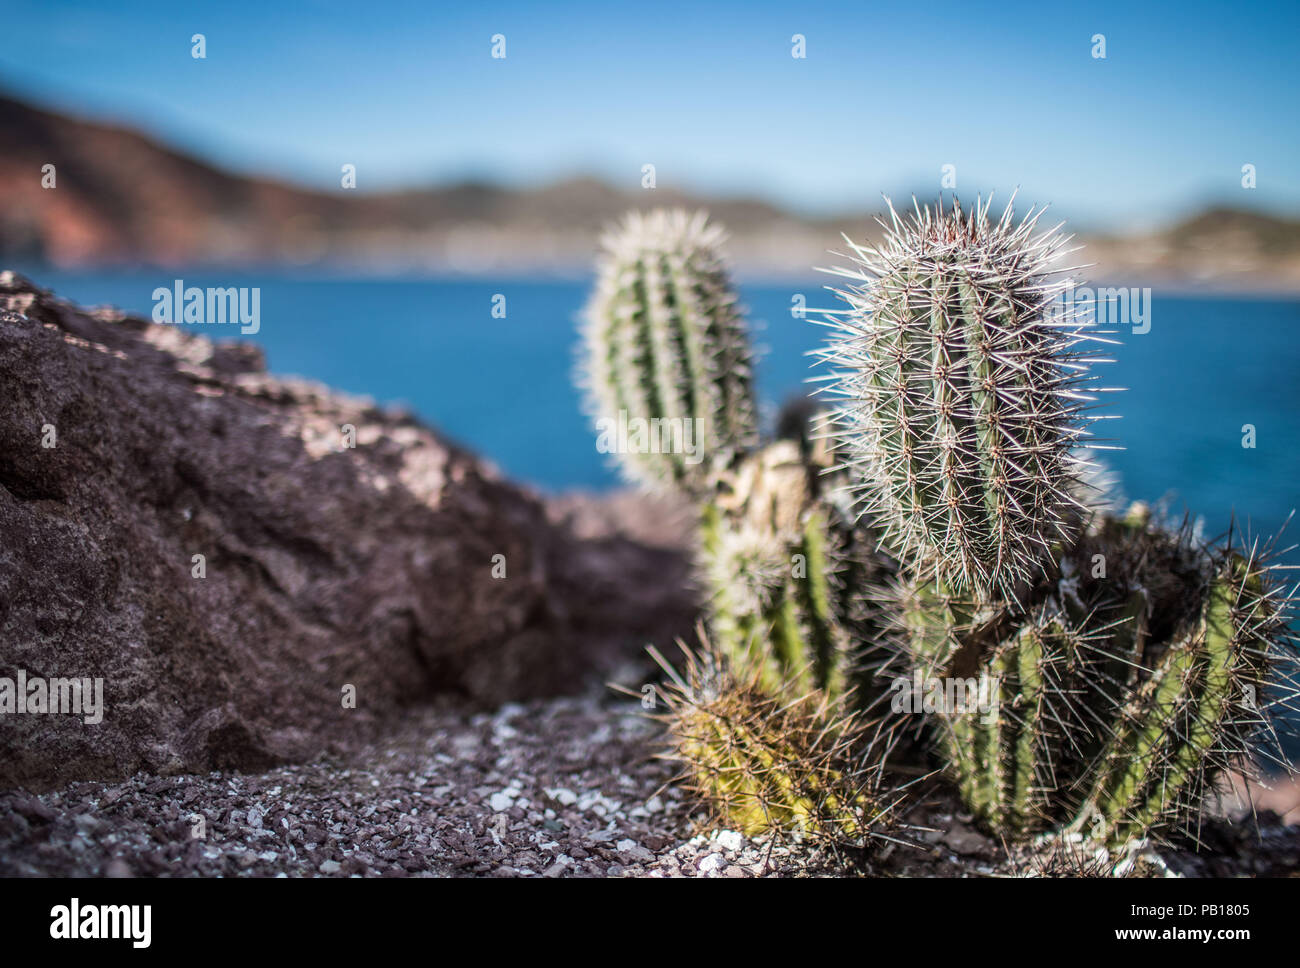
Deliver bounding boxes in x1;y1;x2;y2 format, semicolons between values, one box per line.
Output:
581;208;758;493
819;195;1102;600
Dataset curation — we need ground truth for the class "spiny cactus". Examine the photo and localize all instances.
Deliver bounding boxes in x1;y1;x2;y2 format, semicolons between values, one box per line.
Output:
580;208;758;493
1068;549;1287;847
817;194;1110;600
700;438;891;705
905;506;1297;848
652;642;892;844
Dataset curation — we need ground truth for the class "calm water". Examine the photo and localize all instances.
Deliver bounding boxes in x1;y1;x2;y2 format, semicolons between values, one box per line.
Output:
23;269;1300;561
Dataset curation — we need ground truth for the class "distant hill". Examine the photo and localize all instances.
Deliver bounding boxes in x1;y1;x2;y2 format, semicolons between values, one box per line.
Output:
3;92;1299;290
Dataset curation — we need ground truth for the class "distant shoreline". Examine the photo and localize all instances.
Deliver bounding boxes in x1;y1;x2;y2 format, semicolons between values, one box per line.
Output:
5;92;1300;297
12;260;1300;299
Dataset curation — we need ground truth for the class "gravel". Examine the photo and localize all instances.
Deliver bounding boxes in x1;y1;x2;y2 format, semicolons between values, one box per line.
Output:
0;690;796;877
3;687;1298;878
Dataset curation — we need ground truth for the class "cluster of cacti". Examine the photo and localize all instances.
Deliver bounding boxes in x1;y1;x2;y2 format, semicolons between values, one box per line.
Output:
580;208;897;845
903;505;1286;847
578;200;1297;862
822;195;1296;852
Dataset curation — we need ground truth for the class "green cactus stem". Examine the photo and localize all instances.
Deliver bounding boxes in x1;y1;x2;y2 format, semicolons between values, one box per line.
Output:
817;194;1112;600
580;208;758;493
699;439;893;706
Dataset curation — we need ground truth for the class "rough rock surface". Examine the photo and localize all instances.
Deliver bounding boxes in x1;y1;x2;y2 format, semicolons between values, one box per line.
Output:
0;271;696;790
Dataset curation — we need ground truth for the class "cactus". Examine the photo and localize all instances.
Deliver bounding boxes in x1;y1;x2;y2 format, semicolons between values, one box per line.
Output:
652;642;891;844
1068;548;1285;847
700;438;892;706
579;208;758;493
578;208;888;706
809;195;1297;850
817;195;1108;600
907;506;1296;848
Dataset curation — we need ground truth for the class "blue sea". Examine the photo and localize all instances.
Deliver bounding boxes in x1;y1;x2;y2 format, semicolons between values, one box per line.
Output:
23;269;1300;565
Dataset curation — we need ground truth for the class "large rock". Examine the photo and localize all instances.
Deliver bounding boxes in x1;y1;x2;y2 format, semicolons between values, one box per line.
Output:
0;272;696;790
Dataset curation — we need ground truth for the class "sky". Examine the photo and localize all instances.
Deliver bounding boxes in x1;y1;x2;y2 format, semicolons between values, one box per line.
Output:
2;0;1297;230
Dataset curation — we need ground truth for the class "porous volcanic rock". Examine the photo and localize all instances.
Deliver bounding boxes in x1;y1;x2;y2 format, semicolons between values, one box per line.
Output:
0;271;696;790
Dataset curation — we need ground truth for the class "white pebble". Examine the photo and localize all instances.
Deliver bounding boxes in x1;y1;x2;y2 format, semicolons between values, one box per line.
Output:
715;830;744;852
546;787;578;806
698;853;724;874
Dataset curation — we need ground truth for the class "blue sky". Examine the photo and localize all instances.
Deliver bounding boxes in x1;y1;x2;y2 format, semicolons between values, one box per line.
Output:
2;0;1296;230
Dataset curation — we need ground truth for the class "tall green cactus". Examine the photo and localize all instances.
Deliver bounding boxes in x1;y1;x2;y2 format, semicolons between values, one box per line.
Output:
580;208;758;493
818;195;1105;600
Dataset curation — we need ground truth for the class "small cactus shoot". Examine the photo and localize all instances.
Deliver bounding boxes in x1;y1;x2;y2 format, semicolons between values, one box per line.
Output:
653;643;892;844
